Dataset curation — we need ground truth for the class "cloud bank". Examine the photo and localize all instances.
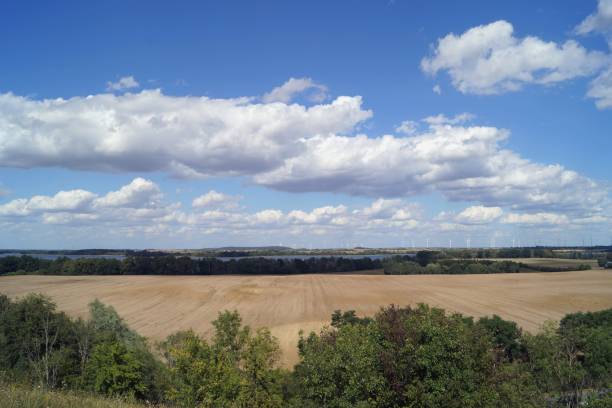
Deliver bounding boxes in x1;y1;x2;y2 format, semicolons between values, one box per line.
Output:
1;178;608;248
0;86;608;218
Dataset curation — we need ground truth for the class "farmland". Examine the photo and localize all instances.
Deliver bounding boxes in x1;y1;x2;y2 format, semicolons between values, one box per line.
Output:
2;269;611;368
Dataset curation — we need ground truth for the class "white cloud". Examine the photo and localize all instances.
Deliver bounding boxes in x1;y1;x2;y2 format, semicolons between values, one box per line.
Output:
0;90;371;178
422;112;475;126
262;77;328;103
455;205;503;224
1;179;609;246
106;76;140;91
433;84;442;94
360;198;404;218
502;212;569;226
255;121;608;215
395;120;418;135
192;190;241;209
288;205;347;224
94;177;161;208
0;199;31;216
587;67;612;109
0;178;422;237
43;212;99;225
250;209;284;225
0;86;608;217
421;20;608;95
0;190;96;216
576;0;612;47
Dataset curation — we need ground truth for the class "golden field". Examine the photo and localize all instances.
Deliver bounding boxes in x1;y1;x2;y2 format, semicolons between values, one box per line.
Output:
1;270;611;368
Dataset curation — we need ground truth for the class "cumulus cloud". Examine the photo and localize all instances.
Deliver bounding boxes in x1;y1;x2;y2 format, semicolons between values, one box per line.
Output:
433;84;442;94
106;76;140;91
455;205;503;224
288;205;347;225
422;112;475;125
262;77;328;103
1;178;610;246
94;177;162;208
0;178;423;237
587;67;612;109
0;90;371;177
0;178;167;224
501;212;569;226
576;0;612;47
192;190;241;209
254;121;607;215
421;20;608;95
0;189;97;216
395;120;418;135
0;86;608;217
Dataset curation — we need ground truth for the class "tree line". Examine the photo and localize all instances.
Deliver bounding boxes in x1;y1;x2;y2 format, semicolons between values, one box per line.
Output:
433;247;612;262
383;252;592;275
1;294;611;407
0;255;382;276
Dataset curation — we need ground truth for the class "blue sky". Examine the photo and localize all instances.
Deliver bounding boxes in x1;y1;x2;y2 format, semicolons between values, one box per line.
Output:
0;0;611;249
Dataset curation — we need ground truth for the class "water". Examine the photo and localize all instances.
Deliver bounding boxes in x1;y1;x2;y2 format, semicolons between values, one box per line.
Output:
215;254;414;261
0;252;414;262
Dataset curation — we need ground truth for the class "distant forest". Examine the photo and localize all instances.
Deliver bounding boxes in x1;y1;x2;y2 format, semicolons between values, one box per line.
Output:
1;246;611;276
383;252;594;275
0;255;383;276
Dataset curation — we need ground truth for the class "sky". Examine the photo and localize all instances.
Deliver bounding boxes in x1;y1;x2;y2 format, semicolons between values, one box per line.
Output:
0;0;611;249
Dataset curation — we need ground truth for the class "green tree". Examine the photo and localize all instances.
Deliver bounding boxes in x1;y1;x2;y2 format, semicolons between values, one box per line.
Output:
238;328;283;408
162;311;283;407
161;329;242;407
87;341;148;398
88;300;140;346
212;310;250;363
525;322;588;407
0;294;79;387
294;323;391;407
415;251;436;266
476;315;524;361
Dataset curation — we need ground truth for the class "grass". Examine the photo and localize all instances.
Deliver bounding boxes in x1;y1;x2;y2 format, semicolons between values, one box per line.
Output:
0;383;153;408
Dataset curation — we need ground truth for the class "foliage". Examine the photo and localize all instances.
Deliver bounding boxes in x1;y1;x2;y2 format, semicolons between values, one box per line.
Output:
160;311;284;407
294;304;544;407
86;342;147;398
415;250;436;266
384;257;591;275
330;309;373;328
560;308;612;333
524;319;612;408
476;315;525;361
1;290;611;407
0;255;383;276
0;294;163;402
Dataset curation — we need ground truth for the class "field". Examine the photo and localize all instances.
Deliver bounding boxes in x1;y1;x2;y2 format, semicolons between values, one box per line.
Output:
2;270;612;368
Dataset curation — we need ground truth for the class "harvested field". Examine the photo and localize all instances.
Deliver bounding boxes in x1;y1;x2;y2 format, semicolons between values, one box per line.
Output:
2;270;612;368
